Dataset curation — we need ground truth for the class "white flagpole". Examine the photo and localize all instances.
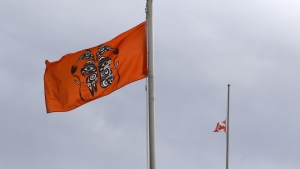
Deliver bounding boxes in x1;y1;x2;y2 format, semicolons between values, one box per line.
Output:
146;1;156;169
226;84;230;169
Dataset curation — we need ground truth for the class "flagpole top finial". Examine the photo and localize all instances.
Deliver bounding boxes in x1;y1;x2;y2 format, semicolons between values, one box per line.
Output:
228;84;230;86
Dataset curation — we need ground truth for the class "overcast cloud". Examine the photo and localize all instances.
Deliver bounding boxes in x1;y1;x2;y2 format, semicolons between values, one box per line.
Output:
1;0;300;169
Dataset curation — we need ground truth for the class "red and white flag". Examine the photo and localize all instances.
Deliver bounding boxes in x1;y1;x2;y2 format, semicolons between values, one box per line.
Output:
214;120;226;132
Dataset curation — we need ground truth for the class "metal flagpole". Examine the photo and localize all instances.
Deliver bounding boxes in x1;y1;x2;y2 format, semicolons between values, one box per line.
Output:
146;1;156;169
226;84;230;169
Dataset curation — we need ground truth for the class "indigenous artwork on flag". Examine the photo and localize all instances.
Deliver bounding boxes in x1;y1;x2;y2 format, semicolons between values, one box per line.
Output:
214;120;226;132
71;45;120;100
44;22;147;113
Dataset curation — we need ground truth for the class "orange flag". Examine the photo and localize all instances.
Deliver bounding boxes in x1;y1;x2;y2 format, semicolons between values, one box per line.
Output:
44;22;147;113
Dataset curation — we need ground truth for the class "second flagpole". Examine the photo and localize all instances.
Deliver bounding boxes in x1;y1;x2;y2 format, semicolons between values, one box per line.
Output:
226;84;230;169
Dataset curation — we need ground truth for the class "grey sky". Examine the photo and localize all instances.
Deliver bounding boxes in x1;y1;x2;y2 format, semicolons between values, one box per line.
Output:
1;0;300;169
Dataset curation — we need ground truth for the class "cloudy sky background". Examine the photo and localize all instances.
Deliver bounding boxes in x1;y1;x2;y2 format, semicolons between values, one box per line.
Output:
1;0;300;168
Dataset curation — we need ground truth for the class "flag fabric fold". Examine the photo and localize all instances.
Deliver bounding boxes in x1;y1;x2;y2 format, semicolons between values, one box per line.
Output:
214;120;226;132
44;22;147;113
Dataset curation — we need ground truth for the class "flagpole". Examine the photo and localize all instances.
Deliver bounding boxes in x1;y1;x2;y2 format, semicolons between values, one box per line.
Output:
226;84;230;169
146;1;156;169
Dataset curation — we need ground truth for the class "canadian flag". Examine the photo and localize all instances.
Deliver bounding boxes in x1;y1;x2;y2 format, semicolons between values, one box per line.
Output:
214;120;226;132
